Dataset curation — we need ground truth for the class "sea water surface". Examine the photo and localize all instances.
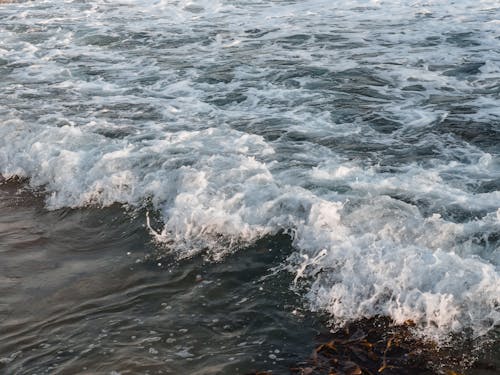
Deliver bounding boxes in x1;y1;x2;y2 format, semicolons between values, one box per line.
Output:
0;0;499;374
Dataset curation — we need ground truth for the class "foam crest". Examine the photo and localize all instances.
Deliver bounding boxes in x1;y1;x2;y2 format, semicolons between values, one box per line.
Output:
0;0;499;343
292;196;500;340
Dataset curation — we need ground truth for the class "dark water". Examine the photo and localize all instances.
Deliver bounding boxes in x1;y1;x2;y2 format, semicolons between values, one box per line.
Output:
0;182;500;375
0;181;499;374
0;181;324;374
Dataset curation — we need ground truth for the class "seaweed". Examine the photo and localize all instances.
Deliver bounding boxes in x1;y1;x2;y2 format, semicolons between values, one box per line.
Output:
290;317;470;375
287;317;468;375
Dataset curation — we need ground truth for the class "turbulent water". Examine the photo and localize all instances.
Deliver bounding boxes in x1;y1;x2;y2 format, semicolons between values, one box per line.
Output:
0;0;499;373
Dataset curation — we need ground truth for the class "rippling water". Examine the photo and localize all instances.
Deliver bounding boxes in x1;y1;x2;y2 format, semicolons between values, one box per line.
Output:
0;0;499;374
0;180;326;374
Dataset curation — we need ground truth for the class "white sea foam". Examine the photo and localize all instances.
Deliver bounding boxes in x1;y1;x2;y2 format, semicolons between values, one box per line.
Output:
0;0;499;342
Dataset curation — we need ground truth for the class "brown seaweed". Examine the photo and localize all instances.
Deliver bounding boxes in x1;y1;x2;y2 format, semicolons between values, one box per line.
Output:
288;317;468;375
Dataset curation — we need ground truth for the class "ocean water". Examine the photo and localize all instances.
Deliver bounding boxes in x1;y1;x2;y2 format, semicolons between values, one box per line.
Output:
0;0;499;374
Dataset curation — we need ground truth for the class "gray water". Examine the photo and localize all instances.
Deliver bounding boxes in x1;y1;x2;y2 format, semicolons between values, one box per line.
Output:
0;0;499;374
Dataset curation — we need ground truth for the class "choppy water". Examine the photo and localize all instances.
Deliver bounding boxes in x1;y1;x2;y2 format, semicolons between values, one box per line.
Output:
0;0;499;374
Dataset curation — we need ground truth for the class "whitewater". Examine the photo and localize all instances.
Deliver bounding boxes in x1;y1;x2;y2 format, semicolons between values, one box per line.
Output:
0;0;499;361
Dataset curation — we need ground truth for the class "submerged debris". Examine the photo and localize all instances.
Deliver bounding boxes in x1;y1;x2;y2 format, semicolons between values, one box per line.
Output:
288;317;469;375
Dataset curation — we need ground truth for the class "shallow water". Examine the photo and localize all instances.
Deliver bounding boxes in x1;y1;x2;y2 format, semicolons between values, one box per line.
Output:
0;181;498;374
0;181;323;374
0;0;499;373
